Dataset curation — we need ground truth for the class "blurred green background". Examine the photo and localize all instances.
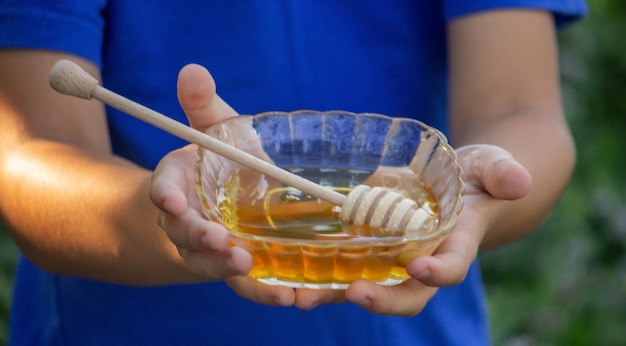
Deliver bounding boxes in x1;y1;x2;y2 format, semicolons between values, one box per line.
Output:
1;1;624;344
481;1;626;344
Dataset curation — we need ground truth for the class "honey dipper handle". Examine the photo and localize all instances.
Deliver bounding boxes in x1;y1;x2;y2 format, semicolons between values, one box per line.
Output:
48;59;347;207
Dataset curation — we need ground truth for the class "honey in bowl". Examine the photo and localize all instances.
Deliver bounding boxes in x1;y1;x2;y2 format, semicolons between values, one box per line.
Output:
195;111;464;289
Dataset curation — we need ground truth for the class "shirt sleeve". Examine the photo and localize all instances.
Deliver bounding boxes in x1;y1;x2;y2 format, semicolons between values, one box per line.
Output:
443;0;588;27
0;0;107;67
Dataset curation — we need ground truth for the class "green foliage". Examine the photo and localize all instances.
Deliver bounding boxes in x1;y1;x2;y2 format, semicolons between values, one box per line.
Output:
0;223;18;345
482;0;626;344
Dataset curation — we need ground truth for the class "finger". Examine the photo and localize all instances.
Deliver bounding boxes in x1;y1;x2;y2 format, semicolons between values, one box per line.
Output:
150;148;196;216
345;279;437;316
294;288;347;310
456;144;532;200
406;252;470;287
226;276;296;307
177;64;238;131
160;209;231;252
182;246;253;278
405;214;483;287
151;147;227;252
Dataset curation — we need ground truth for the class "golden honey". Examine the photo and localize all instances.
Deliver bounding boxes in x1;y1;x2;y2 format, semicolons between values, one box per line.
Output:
216;174;442;288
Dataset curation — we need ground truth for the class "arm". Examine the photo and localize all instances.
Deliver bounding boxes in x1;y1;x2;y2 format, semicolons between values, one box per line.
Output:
447;10;575;250
298;9;575;315
0;50;249;285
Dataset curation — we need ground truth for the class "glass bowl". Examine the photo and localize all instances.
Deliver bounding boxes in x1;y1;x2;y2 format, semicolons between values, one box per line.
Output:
195;110;464;289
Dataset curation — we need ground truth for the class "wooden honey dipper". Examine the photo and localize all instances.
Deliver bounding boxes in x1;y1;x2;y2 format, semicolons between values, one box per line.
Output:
48;59;432;236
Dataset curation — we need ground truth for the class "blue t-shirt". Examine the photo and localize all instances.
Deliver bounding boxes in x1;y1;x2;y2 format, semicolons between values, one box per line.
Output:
1;1;585;345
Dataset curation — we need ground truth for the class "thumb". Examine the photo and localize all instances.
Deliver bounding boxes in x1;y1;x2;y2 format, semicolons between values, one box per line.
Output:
177;64;238;131
456;144;532;200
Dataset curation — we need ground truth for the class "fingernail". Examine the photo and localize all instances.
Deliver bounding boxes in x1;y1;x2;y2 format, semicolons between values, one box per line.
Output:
200;235;212;249
358;297;372;307
415;269;431;281
224;253;240;274
308;301;319;310
223;259;235;275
